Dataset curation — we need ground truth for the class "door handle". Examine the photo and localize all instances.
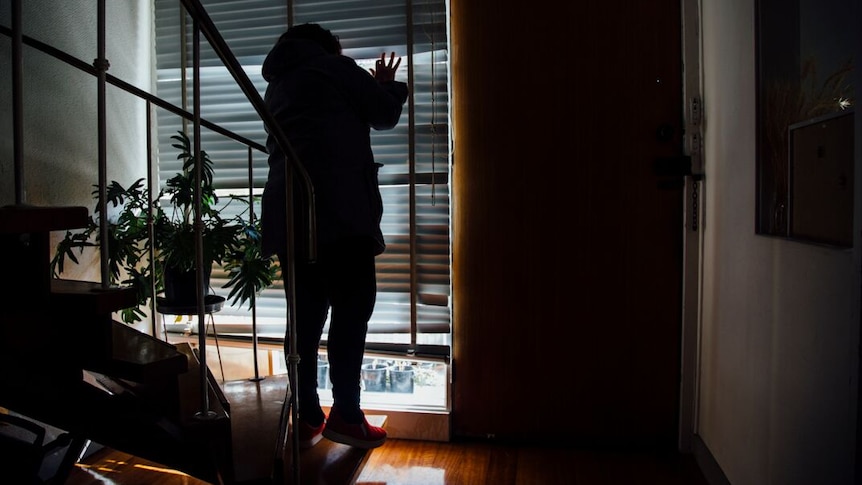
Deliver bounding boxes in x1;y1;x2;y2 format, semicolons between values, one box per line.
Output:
653;155;691;190
654;156;692;177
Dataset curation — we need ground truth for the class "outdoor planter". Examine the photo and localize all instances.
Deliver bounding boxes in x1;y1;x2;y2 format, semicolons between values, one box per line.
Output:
317;356;330;389
361;363;388;392
389;365;414;393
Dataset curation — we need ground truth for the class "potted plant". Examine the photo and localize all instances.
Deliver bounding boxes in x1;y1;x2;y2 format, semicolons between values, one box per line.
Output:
51;130;278;324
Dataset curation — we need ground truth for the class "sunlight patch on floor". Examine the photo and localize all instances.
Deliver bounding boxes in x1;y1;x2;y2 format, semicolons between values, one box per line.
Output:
357;464;445;485
75;457;198;484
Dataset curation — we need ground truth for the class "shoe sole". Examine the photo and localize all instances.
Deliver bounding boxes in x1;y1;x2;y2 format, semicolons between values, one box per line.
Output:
322;428;386;449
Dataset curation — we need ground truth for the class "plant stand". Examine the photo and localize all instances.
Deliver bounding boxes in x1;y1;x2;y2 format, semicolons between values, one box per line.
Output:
156;295;226;381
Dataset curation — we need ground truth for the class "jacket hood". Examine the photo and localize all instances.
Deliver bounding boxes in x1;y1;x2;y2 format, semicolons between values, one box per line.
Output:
261;38;330;82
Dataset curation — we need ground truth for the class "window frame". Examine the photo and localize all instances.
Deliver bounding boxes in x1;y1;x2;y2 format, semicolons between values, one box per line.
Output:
153;0;452;359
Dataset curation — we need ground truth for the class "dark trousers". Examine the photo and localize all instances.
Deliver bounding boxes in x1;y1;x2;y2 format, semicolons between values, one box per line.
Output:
278;238;377;423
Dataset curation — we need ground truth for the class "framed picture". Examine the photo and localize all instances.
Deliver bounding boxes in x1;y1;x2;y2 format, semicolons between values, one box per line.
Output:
754;0;855;239
788;110;854;247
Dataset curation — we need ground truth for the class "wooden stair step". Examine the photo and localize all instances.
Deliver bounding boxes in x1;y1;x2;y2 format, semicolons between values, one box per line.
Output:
285;414;386;485
220;375;289;484
83;321;188;383
217;372;383;485
1;206;92;299
50;279;138;316
0;204;89;234
84;342;232;483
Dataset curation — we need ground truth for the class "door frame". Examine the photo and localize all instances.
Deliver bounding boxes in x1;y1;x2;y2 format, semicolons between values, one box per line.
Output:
678;0;705;453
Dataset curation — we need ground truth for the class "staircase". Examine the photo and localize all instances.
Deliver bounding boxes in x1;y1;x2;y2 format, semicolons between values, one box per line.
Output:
2;0;385;481
0;204;382;484
0;204;231;483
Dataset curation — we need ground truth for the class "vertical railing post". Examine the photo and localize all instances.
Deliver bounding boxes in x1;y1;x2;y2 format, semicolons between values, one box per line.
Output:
180;3;188;134
146;100;159;338
405;0;419;349
95;0;110;289
248;145;265;382
192;16;214;420
284;161;301;485
11;0;24;205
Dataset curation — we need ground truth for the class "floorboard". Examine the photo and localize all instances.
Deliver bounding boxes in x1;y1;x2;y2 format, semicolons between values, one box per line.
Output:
66;437;710;485
60;360;709;485
356;439;710;485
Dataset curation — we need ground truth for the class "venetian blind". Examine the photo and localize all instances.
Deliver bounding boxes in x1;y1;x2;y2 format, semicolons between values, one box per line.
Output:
153;0;451;356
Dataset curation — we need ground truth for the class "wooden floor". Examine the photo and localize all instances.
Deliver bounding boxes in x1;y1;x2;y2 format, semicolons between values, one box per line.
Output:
65;438;710;485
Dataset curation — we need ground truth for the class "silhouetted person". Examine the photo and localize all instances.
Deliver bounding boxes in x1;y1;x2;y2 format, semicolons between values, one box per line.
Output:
261;23;407;449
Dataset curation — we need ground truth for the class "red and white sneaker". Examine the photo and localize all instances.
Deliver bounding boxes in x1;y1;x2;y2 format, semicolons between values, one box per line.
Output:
296;418;326;449
322;408;387;449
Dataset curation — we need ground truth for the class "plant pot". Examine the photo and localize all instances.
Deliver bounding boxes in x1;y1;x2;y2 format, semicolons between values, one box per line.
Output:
361;363;388;392
389;365;414;393
163;265;212;304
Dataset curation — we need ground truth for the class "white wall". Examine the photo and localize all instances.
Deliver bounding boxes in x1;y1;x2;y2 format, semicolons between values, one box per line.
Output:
0;1;154;331
0;1;153;207
699;1;860;484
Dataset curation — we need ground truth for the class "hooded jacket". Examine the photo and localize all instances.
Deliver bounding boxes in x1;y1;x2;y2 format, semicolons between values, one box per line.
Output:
260;37;409;259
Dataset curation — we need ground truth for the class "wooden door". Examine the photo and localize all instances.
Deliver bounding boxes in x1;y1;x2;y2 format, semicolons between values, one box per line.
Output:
451;0;685;447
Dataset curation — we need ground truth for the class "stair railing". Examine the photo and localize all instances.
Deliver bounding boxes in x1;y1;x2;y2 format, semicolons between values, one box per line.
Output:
6;0;315;481
178;2;314;481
